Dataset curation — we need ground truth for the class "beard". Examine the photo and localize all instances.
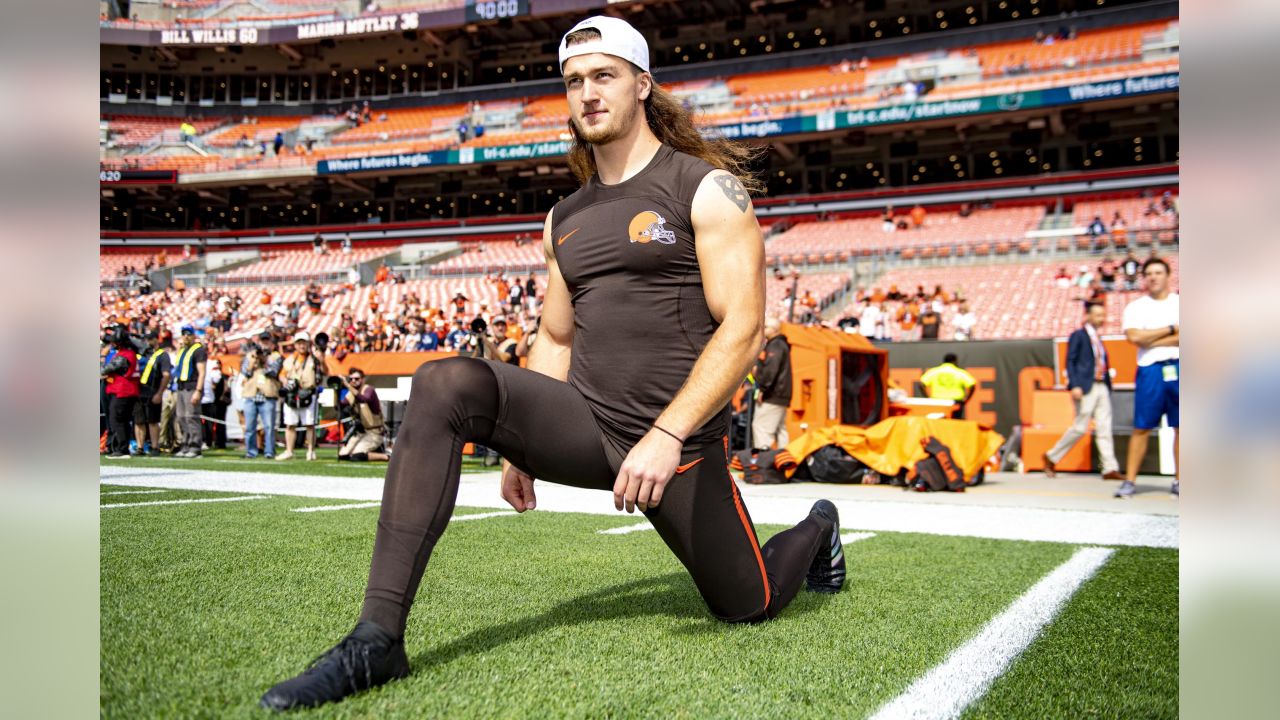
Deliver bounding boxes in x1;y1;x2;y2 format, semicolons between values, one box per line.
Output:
570;99;639;146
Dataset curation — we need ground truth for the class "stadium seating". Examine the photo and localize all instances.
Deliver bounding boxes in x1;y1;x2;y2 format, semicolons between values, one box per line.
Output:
837;256;1179;340
329;105;469;144
975;21;1166;76
101;18;1179;178
105;116;225;147
430;240;545;275
1071;196;1179;230
205;116;311;147
765;206;1046;263
216;247;394;280
520;96;571;129
99;252;181;281
766;272;851;318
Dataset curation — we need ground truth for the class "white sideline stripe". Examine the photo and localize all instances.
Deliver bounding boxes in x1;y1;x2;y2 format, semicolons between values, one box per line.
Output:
101;489;171;496
869;546;1115;720
598;522;653;535
100;495;269;510
99;467;1178;548
290;501;519;519
841;531;877;544
292;502;382;513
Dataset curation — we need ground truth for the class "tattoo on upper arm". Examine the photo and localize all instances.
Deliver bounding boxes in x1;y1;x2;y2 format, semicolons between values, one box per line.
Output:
713;174;750;213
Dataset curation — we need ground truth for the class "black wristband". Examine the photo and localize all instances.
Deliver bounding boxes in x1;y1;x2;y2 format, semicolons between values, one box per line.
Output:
653;424;685;444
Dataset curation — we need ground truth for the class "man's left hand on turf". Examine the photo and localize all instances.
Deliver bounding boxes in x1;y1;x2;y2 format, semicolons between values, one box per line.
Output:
614;428;682;513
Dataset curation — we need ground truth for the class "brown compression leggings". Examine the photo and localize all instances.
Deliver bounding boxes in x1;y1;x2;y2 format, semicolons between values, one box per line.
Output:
359;357;832;636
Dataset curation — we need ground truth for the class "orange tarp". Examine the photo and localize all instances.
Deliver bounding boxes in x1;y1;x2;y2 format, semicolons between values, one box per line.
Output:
781;416;1004;480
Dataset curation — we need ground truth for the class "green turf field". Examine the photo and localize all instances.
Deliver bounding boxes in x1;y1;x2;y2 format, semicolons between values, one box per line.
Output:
100;482;1177;719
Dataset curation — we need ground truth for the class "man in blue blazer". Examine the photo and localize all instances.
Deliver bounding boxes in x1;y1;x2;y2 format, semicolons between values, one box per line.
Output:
1043;301;1123;479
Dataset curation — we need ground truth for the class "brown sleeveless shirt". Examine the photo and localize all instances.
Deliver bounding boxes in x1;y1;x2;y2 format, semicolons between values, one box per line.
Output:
550;144;728;448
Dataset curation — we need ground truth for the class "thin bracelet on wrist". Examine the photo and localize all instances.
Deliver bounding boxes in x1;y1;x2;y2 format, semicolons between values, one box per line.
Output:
652;424;685;444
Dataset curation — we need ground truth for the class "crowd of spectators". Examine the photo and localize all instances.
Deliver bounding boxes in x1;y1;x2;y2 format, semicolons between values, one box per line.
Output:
836;283;977;342
1054;246;1162;303
101;268;543;362
99;267;544;459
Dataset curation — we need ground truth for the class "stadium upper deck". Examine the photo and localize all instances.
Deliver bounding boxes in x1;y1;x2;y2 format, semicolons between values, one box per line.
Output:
101;17;1177;179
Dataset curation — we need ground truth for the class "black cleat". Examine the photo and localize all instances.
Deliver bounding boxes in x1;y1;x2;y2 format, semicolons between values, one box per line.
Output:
805;500;846;594
259;621;409;712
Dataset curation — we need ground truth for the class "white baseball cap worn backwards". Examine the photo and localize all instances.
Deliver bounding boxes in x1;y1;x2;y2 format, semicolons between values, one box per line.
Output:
559;16;650;74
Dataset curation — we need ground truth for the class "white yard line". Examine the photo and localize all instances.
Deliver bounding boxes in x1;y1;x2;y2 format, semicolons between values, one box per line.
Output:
841;531;877;544
869;546;1115;720
598;521;653;535
100;489;172;496
99;466;1178;548
291;502;383;513
100;495;269;510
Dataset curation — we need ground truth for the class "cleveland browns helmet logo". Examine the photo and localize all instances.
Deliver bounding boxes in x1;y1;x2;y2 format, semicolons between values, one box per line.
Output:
627;210;677;245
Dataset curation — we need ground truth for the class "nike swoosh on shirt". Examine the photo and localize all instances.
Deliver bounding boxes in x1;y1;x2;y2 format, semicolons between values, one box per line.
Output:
674;458;704;474
557;228;581;245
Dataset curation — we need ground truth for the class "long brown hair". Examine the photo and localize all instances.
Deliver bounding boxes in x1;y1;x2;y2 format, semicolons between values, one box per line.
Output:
566;73;766;195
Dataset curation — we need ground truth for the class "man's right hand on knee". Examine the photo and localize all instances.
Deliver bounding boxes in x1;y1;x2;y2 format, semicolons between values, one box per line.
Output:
500;460;536;512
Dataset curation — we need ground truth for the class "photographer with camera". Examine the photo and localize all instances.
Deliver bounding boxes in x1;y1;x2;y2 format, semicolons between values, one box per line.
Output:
486;316;521;366
278;332;322;461
240;331;283;459
101;325;140;459
336;368;388;462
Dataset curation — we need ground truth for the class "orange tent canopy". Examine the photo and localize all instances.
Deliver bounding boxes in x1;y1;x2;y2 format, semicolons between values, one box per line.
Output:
779;323;889;439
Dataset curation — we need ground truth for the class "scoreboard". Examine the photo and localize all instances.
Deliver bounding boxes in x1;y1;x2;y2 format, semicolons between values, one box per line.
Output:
466;0;529;23
99;169;177;185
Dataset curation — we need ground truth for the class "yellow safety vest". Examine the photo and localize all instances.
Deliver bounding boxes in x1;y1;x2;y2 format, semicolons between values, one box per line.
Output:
177;343;203;383
919;363;976;401
140;349;165;385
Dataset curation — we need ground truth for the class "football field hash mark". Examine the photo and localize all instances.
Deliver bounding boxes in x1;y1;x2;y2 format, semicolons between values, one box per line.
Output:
869;546;1115;720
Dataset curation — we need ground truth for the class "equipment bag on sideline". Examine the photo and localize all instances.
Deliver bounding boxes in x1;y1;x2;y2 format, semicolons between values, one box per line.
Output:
732;448;788;485
805;444;870;484
907;436;968;492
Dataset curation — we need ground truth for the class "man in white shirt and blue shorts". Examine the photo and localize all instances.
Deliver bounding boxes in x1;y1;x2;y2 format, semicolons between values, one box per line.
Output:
1117;257;1179;498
